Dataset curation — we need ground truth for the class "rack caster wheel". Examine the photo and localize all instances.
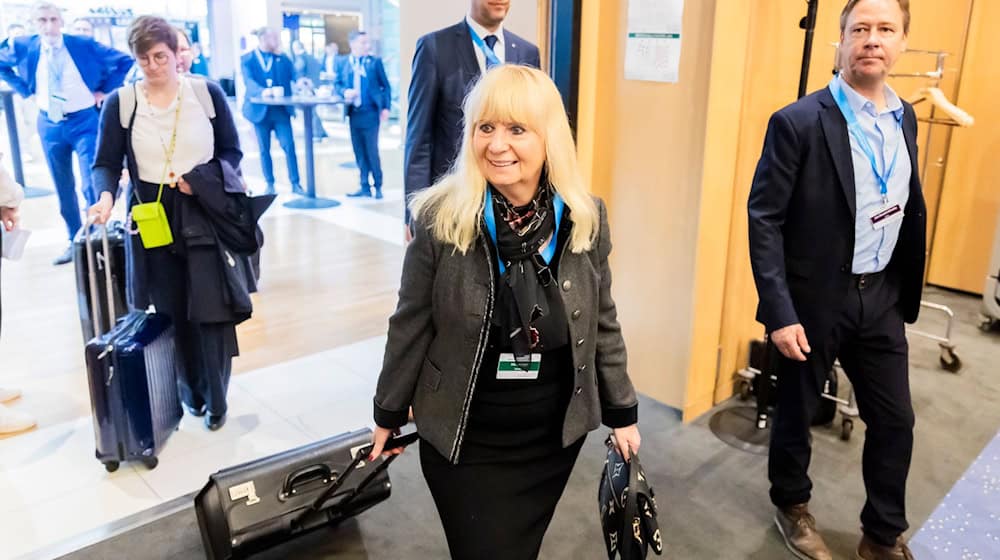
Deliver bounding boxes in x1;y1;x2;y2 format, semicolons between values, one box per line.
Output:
841;419;854;441
104;461;120;473
939;346;962;373
142;457;159;470
738;379;752;401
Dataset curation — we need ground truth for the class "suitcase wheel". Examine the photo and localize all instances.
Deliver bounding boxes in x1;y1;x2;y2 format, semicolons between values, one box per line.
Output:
840;418;854;442
938;346;962;373
142;457;159;470
104;461;120;473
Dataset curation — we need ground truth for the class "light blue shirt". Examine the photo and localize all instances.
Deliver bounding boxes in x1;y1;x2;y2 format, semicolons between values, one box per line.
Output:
829;74;911;274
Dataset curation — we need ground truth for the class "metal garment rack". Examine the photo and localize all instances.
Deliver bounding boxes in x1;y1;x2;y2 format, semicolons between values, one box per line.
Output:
890;49;966;373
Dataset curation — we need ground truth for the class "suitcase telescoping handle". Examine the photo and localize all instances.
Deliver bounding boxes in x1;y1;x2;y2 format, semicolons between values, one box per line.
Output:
294;431;419;526
83;216;118;339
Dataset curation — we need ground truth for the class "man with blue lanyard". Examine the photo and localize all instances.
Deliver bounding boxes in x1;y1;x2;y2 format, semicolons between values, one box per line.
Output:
241;27;301;196
0;2;132;265
335;31;390;199
404;0;539;233
748;1;924;559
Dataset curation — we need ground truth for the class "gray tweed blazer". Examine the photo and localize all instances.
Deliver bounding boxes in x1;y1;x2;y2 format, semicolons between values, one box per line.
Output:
373;197;638;464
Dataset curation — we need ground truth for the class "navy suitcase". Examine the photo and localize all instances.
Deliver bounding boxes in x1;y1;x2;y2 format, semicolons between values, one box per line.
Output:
73;220;128;343
82;222;182;472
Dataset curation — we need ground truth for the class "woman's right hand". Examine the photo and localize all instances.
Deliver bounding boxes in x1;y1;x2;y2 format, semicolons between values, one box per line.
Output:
0;206;19;232
88;192;114;225
368;426;407;462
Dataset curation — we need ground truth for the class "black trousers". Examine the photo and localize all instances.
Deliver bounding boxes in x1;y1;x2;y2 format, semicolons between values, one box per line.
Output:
769;270;914;546
145;247;235;416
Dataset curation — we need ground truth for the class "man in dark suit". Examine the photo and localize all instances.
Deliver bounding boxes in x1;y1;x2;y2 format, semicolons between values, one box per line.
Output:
748;1;923;559
0;2;132;264
241;27;301;196
404;0;539;222
336;31;391;199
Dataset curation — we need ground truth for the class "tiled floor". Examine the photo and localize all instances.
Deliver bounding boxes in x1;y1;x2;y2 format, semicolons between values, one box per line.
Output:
0;335;390;560
0;112;408;559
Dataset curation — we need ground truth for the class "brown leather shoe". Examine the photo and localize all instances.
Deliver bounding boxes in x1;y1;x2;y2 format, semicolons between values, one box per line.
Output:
856;534;914;560
774;504;833;560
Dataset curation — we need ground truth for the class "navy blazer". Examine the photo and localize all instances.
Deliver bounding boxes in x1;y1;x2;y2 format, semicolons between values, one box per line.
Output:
748;87;927;365
334;55;391;125
240;50;295;123
0;34;132;99
404;21;540;208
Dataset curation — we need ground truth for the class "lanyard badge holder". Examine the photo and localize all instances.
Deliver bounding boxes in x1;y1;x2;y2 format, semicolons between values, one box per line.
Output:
831;76;905;230
131;83;184;249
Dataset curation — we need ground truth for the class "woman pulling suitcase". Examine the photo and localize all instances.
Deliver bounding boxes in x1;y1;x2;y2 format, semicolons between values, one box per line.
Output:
89;16;254;431
368;65;643;559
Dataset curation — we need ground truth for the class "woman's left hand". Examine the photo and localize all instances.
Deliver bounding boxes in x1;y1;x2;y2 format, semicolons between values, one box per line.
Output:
177;177;192;195
612;424;641;461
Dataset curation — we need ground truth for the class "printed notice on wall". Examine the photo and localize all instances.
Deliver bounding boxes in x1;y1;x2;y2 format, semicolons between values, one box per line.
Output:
625;0;684;83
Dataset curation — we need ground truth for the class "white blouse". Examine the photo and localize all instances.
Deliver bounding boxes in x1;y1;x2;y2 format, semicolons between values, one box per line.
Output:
131;77;214;185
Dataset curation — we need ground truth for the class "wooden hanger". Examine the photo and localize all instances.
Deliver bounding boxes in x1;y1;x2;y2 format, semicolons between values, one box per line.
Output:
907;87;975;127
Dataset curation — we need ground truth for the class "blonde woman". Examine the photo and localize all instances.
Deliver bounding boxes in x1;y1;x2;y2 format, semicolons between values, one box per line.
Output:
369;65;641;559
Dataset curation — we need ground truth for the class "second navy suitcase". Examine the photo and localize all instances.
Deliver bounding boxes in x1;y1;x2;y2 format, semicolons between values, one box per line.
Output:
74;220;128;342
82;222;182;472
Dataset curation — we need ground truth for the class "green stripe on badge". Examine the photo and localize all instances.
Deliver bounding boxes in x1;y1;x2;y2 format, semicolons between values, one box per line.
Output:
628;33;680;39
498;361;541;372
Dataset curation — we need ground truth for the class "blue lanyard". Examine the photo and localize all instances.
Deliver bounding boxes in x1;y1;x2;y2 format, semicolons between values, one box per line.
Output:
484;189;564;275
468;24;501;68
831;76;902;203
46;45;65;89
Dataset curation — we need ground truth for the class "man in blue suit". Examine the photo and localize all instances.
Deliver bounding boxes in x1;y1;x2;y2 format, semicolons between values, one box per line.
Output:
0;2;132;264
336;31;391;199
404;0;539;224
749;1;924;559
241;27;302;196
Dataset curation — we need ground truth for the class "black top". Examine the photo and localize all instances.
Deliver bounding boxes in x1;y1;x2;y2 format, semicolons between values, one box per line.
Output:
462;207;574;464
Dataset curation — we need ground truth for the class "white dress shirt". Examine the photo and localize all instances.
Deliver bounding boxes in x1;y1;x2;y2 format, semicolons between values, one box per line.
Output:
465;15;506;73
34;35;95;114
132;78;214;185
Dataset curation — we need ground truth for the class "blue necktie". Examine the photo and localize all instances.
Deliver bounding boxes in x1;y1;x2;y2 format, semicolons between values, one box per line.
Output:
484;35;499;69
47;45;65;122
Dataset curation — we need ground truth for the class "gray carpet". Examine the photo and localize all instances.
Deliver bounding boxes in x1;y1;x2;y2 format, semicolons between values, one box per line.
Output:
57;288;1000;559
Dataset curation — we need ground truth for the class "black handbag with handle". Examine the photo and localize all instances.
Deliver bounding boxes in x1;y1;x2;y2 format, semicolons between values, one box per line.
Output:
598;435;664;559
195;428;417;560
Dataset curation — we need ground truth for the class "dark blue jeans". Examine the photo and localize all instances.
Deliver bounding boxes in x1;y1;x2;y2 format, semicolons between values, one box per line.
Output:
349;119;382;190
37;107;99;240
253;108;300;187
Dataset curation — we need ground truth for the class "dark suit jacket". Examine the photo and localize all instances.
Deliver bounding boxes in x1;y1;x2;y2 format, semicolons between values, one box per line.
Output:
240;50;295;123
334;55;391;127
0;34;132;99
404;21;540;210
748;87;927;354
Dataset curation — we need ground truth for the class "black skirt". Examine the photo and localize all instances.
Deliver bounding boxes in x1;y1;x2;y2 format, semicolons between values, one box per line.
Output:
419;342;583;560
420;435;584;560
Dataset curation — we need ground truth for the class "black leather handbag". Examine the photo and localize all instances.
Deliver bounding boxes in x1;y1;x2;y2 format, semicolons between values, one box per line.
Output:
195;428;416;559
598;435;664;559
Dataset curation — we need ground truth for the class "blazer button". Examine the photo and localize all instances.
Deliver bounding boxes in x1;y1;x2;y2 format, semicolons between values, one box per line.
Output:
576;338;585;347
562;280;572;292
571;309;582;320
574;386;583;395
840;264;848;273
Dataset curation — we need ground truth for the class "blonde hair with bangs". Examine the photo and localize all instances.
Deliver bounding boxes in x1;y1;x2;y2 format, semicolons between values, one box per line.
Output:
409;65;598;254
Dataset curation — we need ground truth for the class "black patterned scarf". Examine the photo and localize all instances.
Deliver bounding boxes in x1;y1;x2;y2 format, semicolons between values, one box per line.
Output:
490;184;557;368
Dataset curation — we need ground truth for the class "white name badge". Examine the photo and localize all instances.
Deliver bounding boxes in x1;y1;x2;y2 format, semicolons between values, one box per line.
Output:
870;204;904;230
496;353;542;380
